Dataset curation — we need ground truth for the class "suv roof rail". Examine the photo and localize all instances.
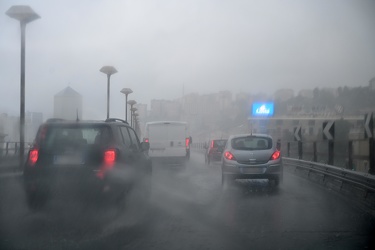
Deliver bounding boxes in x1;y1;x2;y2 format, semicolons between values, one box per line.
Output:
105;118;129;125
46;118;66;123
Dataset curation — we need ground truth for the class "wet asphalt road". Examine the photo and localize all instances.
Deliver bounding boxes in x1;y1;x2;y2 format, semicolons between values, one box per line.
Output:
0;152;374;250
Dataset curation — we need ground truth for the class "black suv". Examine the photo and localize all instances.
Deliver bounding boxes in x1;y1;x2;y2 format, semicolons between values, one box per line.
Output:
23;118;152;210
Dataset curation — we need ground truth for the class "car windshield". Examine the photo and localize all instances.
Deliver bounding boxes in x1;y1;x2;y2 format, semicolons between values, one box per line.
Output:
232;136;272;150
1;1;375;249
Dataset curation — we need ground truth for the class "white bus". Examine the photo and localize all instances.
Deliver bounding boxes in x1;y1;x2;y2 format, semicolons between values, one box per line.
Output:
144;121;191;164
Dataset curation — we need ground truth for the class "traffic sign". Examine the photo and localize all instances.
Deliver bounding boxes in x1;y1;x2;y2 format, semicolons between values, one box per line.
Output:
323;121;335;140
364;112;373;138
294;126;301;141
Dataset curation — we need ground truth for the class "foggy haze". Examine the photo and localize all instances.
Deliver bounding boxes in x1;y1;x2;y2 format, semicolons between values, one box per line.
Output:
1;0;375;120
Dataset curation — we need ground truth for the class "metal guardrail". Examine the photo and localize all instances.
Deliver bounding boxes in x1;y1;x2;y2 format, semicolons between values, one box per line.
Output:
283;157;375;211
283;157;375;195
0;142;30;176
0;142;31;157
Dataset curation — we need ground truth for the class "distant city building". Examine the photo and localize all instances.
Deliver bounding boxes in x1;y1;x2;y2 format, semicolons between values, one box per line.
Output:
235;93;251;102
26;111;43;142
54;87;82;120
298;89;314;99
149;99;180;120
274;89;294;102
369;77;375;91
322;87;338;97
0;113;19;142
0;111;42;143
0;113;10;141
217;91;232;110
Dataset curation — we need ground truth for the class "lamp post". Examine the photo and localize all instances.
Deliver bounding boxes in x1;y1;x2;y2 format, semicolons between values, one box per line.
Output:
100;66;117;119
6;5;40;166
133;113;139;133
120;88;133;122
130;107;137;128
127;100;136;126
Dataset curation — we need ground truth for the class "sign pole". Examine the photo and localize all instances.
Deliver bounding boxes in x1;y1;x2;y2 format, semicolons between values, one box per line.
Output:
313;141;317;162
364;113;374;174
328;141;334;165
298;141;303;160
323;121;335;165
369;138;374;174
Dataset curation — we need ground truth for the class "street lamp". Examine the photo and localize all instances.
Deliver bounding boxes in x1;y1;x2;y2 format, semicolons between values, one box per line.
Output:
100;66;117;119
6;5;40;166
127;100;136;126
133;113;139;132
130;107;137;128
120;88;133;122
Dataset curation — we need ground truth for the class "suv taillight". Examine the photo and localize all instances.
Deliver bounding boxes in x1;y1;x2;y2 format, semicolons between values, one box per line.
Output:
104;149;116;165
27;149;39;166
270;150;281;160
97;149;117;179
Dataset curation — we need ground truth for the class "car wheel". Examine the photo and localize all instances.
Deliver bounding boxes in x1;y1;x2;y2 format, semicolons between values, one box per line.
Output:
271;175;282;187
274;178;280;187
26;191;48;211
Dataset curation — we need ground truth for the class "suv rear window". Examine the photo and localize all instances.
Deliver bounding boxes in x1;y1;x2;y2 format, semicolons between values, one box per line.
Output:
231;136;272;150
38;124;111;149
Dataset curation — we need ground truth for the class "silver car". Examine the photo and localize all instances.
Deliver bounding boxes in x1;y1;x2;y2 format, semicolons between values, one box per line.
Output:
221;133;283;187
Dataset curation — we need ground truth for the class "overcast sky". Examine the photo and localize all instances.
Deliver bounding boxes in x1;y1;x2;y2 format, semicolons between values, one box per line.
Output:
1;0;375;120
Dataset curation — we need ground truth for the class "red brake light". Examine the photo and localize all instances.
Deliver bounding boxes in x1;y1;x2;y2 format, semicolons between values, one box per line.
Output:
144;138;149;143
28;149;39;166
104;149;116;165
210;140;214;148
271;150;281;160
185;138;190;147
224;151;236;161
97;149;117;179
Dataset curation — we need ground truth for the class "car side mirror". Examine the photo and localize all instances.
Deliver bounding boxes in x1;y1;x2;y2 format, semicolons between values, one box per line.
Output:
140;141;150;152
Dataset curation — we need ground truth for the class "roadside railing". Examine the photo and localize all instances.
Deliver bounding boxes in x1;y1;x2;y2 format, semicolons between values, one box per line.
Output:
283;157;375;209
0;142;31;175
1;142;21;157
0;141;32;157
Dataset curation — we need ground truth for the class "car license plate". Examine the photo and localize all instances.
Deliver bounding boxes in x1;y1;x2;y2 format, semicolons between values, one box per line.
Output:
54;155;84;165
240;167;263;174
